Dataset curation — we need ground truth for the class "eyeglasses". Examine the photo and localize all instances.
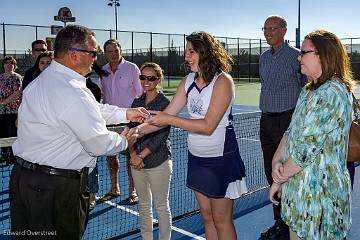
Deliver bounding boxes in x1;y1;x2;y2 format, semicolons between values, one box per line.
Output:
139;75;160;81
68;47;97;58
34;48;47;52
300;50;317;57
261;27;282;32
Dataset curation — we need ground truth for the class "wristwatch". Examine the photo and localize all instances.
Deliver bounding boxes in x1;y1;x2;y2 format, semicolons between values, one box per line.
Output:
138;153;144;160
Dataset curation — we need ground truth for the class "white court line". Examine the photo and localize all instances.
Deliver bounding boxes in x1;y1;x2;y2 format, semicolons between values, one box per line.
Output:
238;137;260;142
102;200;205;240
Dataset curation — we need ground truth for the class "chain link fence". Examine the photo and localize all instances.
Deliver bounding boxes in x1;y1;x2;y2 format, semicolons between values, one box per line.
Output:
1;23;360;83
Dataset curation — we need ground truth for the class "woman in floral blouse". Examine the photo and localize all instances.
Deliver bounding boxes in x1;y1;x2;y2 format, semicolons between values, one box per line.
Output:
269;30;355;239
0;56;22;163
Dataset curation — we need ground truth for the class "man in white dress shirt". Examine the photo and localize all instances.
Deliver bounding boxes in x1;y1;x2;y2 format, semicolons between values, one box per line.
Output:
10;25;148;239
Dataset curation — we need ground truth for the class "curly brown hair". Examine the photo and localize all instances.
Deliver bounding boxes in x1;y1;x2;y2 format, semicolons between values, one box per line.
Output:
304;30;356;91
186;31;233;84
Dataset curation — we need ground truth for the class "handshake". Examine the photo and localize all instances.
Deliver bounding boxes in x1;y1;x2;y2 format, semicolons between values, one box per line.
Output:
119;107;172;170
120;126;141;147
119;107;149;146
121;106;172;146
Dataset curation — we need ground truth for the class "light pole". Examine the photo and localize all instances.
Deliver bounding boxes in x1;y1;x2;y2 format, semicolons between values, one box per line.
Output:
108;0;120;40
296;0;301;48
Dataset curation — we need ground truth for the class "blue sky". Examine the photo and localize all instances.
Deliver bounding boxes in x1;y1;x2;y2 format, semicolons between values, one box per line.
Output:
0;0;359;51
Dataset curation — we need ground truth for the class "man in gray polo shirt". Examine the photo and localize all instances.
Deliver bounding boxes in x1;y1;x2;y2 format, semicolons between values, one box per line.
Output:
259;15;306;240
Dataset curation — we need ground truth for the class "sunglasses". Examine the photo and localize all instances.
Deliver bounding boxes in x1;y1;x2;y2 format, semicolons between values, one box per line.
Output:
300;50;317;57
34;48;47;52
68;47;97;58
261;27;282;32
139;75;160;81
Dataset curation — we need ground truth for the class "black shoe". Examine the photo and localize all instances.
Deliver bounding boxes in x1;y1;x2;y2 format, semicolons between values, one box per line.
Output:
260;220;289;240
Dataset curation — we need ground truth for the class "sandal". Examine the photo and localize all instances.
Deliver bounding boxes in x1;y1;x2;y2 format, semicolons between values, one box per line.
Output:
89;200;96;211
99;192;120;202
128;194;139;205
89;193;96;211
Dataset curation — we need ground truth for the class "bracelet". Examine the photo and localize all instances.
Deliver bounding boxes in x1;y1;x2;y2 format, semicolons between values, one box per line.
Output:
138;153;144;160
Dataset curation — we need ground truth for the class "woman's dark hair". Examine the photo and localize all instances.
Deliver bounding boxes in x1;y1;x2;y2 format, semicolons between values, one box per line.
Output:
33;52;53;78
2;56;18;72
185;31;233;84
93;62;109;78
85;62;109;79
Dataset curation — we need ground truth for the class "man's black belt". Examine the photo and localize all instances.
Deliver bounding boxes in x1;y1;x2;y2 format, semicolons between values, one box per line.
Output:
262;108;295;117
15;157;88;179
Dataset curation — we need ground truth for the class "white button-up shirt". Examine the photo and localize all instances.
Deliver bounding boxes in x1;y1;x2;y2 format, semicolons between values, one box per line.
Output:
13;60;128;170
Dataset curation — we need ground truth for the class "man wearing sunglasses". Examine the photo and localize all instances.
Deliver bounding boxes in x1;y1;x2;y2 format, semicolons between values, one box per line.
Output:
22;39;48;90
259;15;306;240
10;25;149;239
99;39;143;204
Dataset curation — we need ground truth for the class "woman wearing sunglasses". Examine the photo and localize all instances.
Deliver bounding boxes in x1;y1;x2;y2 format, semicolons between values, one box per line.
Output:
127;62;172;240
131;31;247;240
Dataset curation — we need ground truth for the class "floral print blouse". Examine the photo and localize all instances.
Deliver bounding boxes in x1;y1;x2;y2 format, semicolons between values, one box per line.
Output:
281;79;352;239
0;72;22;114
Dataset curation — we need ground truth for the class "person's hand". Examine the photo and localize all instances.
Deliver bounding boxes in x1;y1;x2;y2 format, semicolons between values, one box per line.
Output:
269;183;282;205
130;154;145;170
272;162;288;184
126;107;150;123
145;110;171;127
127;126;144;139
121;127;138;147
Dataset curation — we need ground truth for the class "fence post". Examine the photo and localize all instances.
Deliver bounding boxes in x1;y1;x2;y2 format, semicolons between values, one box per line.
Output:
183;34;186;76
110;29;112;39
248;39;251;82
167;34;170;87
2;23;5;56
35;26;38;40
150;32;153;62
131;32;134;62
225;37;228;52
237;38;240;82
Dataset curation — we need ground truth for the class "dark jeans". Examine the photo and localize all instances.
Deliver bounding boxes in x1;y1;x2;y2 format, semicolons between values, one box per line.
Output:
0;114;17;164
87;162;99;194
260;111;293;221
10;164;90;240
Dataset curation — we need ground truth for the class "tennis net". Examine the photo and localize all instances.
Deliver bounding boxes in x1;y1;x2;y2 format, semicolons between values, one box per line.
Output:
0;111;269;239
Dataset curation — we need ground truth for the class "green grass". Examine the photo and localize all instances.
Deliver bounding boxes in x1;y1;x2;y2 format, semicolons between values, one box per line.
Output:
162;79;261;106
162;77;360;106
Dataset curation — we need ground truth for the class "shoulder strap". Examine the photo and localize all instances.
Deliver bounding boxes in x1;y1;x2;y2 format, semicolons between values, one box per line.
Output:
186;81;196;98
228;107;233;125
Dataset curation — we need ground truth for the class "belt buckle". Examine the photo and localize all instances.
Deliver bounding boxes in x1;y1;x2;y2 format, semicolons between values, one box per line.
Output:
48;168;57;176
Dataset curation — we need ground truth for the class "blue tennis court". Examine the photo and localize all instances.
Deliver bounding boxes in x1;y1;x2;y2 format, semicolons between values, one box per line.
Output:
1;105;359;239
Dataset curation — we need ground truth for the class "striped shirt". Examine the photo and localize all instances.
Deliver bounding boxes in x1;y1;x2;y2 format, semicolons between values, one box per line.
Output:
259;42;307;113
